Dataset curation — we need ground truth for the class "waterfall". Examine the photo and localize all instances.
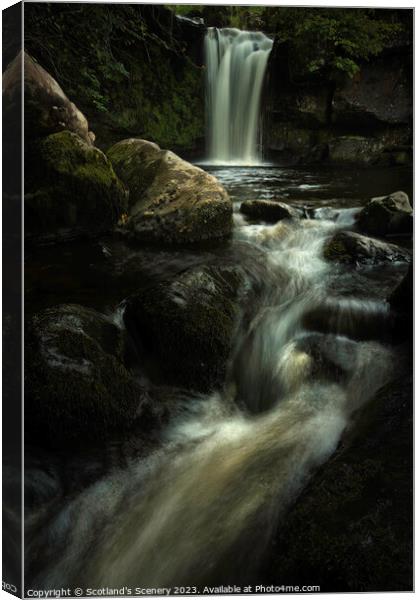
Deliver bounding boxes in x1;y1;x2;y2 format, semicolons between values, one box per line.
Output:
204;28;273;166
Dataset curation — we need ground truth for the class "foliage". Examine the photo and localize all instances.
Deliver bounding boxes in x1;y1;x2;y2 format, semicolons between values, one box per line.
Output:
169;5;406;79
24;3;205;149
265;8;404;79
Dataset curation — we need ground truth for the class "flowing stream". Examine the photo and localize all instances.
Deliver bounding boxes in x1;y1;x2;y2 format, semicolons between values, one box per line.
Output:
23;169;408;590
204;28;273;165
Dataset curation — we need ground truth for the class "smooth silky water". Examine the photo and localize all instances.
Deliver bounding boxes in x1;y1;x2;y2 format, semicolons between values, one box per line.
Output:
204;28;273;165
23;163;410;589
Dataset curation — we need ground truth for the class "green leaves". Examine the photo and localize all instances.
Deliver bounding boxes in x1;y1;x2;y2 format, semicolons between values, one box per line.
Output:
265;8;403;80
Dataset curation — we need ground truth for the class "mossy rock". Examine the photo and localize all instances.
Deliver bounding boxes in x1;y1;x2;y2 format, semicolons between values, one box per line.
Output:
357;191;413;237
328;136;386;165
324;231;411;265
240;200;301;222
124;265;244;392
264;374;413;591
25;304;147;446
107;138;233;244
25;131;128;243
107;138;162;208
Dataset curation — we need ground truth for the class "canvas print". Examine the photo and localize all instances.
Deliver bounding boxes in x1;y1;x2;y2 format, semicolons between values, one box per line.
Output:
2;2;413;596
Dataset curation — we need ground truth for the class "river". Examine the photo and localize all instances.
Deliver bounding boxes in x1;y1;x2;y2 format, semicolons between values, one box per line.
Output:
20;163;411;591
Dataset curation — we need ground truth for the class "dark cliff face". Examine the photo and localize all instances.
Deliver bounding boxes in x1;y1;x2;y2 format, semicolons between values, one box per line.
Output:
263;37;413;166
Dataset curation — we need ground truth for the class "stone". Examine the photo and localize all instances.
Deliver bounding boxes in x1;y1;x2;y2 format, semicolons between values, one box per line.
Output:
25;131;127;243
25;304;151;446
265;373;413;592
324;231;411;265
240;200;301;222
357;191;413;236
328;136;386;165
3;51;94;144
124;265;244;392
332;55;412;127
107;138;233;244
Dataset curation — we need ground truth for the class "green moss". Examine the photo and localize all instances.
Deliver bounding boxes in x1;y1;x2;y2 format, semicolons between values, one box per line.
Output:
125;267;243;391
107;58;205;151
25;131;128;241
25;305;142;446
324;237;350;261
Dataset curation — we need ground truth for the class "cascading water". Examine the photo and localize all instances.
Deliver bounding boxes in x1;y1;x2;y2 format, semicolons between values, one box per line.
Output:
204;28;273;165
23;197;401;590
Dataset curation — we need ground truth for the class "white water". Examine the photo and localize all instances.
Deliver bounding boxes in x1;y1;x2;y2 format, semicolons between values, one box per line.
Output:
26;206;399;590
204;28;273;166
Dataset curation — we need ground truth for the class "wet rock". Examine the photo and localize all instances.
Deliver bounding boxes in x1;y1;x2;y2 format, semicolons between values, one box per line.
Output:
265;373;413;592
328;135;386;165
302;297;391;342
3;51;94;144
124;265;244;392
264;122;323;161
25;304;150;446
240;200;301;222
324;231;411;265
294;333;360;382
25;131;127;244
107;138;233;244
357;191;413;236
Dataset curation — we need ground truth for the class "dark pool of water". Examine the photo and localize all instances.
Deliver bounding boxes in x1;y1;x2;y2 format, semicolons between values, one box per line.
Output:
203;164;413;207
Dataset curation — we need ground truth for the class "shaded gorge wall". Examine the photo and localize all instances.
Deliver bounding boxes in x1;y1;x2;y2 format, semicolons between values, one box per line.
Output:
263;33;413;166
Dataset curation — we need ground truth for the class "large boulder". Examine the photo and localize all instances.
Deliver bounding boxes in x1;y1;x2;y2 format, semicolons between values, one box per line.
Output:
107;138;233;244
124;265;244;392
324;231;411;265
357;191;413;236
3;51;94;144
240;200;301;222
25;131;127;243
25;304;151;446
265;373;413;591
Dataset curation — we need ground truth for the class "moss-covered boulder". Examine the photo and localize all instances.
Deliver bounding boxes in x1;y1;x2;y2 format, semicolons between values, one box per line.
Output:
25;131;127;243
324;231;411;265
357;191;413;236
265;373;413;591
3;51;94;144
124;265;244;392
25;304;149;446
240;200;301;222
107;138;232;244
